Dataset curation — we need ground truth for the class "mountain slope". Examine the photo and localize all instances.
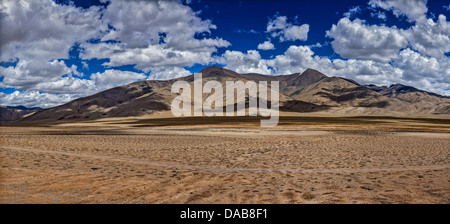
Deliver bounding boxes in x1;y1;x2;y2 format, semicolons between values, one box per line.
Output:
18;66;450;122
0;106;42;122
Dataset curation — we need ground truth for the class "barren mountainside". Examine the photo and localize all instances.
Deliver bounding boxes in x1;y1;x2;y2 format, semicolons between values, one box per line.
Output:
0;106;42;122
13;66;450;122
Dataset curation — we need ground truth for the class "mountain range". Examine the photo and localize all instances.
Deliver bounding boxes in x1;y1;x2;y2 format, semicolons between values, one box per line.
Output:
3;66;449;123
0;106;42;122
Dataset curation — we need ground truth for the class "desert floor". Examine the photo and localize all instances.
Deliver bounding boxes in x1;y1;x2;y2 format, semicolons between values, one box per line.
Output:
1;116;449;203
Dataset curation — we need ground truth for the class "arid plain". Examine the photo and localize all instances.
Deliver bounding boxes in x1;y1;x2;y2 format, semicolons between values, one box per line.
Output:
1;114;449;204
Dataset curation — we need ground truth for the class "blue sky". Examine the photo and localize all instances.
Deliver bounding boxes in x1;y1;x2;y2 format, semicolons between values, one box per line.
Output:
1;0;449;108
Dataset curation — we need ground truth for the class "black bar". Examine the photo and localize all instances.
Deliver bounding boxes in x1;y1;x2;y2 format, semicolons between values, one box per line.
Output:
1;204;446;223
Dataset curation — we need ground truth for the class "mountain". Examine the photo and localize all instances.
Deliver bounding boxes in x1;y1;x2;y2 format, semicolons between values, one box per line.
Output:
18;80;173;122
366;83;446;103
365;83;450;115
0;106;42;122
16;66;450;123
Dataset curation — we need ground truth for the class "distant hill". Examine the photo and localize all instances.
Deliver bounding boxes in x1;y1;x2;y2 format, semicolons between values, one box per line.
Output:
16;66;450;123
0;106;42;122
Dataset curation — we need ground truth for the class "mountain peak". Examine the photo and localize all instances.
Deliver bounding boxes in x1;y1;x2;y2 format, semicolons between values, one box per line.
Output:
300;68;327;78
390;83;405;88
283;68;327;90
200;66;224;74
13;67;450;123
389;83;418;93
199;66;242;79
304;68;319;72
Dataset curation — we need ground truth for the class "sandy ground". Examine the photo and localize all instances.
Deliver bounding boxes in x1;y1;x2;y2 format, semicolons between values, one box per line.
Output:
1;116;449;204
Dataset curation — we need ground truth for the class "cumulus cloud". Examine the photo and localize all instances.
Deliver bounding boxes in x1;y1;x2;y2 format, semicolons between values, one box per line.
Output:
329;3;450;60
0;59;77;90
81;40;228;73
326;18;408;62
32;76;95;95
0;0;106;62
368;0;450;58
0;90;79;108
80;0;230;71
343;6;361;18
148;67;191;80
219;44;450;96
257;41;275;50
90;70;147;90
266;45;333;75
404;15;450;58
1;0;449;109
393;48;450;82
0;0;231;107
369;0;428;22
0;61;146;96
310;1;450;95
219;45;334;76
0;69;148;108
0;0;107;107
218;50;272;75
266;15;309;42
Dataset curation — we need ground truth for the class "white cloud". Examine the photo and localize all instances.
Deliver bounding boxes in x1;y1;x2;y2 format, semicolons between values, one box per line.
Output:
393;48;450;83
0;0;106;62
404;15;450;58
0;90;78;108
218;50;273;75
329;2;450;60
218;44;450;96
371;11;387;21
369;0;428;22
81;41;226;73
1;63;147;96
329;58;404;86
283;25;310;42
1;0;449;109
368;0;450;58
267;15;289;32
308;42;324;48
0;59;77;90
0;0;108;106
0;0;231;107
81;61;89;69
234;29;259;34
219;46;334;76
266;15;309;42
326;18;408;62
32;76;95;95
344;6;361;18
148;67;192;80
266;45;333;75
90;70;147;90
257;41;275;50
80;0;230;71
444;4;450;11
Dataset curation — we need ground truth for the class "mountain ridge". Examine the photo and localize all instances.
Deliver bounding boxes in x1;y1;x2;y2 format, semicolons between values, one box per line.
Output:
0;105;42;122
5;66;449;123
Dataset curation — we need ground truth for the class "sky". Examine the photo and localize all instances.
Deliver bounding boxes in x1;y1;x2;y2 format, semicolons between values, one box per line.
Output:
0;0;449;108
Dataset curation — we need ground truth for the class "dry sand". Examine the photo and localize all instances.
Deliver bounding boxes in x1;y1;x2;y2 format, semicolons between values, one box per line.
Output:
1;116;449;203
